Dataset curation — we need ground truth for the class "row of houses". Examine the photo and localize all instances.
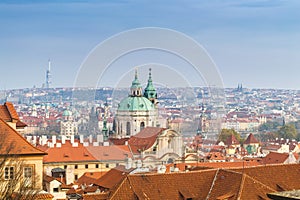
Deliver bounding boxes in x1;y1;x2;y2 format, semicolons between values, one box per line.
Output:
1;101;300;199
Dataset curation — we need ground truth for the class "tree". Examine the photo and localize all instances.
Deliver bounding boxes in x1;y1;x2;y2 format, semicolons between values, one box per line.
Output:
0;136;41;199
218;128;243;143
258;121;281;131
276;124;297;139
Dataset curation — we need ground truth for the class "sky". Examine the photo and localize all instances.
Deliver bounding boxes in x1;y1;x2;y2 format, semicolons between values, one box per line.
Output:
0;0;300;90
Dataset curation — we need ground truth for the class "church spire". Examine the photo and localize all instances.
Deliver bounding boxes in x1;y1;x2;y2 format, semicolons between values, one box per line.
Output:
130;68;143;97
144;68;157;104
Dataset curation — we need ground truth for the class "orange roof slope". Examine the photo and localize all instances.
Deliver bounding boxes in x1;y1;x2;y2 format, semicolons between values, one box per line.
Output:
0;102;27;128
76;171;106;185
86;145;131;161
233;164;300;192
261;152;289;164
94;166;134;190
0;119;45;155
244;133;259;144
111;170;217;200
0;102;20;121
167;160;260;172
207;169;243;200
225;134;240;146
4;102;19;120
43;141;97;163
110;164;300;200
128;127;165;153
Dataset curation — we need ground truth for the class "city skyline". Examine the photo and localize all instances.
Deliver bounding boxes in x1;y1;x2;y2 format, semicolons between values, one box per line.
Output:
0;0;300;90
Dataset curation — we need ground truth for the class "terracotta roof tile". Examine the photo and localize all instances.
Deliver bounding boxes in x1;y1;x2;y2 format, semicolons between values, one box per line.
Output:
84;185;99;193
94;167;133;189
82;192;110;200
244;133;259;144
0;119;46;155
233;164;300;192
128;127;165;153
167;161;260;172
86;145;131;161
0;104;11;121
42;141;97;163
4;102;19;120
16;120;27;128
76;172;106;185
111;170;217;200
260;152;289;164
207;169;242;200
0;102;27;127
238;173;276;199
225;134;240;146
110;164;300;200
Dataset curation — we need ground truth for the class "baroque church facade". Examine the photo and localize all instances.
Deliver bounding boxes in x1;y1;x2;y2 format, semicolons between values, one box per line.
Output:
114;68;159;138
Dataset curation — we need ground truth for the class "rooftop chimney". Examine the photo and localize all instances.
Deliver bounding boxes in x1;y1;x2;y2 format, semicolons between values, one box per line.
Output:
52;135;57;145
89;135;93;144
62;135;66;144
79;135;84;143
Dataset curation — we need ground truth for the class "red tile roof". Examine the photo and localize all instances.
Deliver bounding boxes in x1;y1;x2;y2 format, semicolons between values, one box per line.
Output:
0;119;46;155
0;102;27;128
4;102;19;120
225;134;240;146
42;141;97;163
128;127;165;153
110;164;300;200
94;166;134;190
111;169;217;200
233;164;300;192
76;172;107;185
166;161;260;172
82;192;110;200
86;145;132;161
260;152;290;164
244;133;259;144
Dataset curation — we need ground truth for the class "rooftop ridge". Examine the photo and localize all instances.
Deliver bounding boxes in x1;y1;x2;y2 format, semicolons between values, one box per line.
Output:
237;173;246;199
242;173;277;192
0;118;46;155
128;168;218;177
206;168;219;200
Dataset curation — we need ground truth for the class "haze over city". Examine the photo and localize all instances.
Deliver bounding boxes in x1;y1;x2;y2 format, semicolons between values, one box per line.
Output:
1;0;300;90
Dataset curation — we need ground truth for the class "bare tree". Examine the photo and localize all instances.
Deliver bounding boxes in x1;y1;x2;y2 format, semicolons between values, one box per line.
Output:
0;136;42;199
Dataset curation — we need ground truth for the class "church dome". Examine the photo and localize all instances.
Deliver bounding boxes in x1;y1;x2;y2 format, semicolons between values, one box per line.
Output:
62;109;72;117
118;96;155;111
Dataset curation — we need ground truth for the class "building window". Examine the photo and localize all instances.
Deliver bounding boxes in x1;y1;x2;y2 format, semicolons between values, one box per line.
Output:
85;164;88;169
126;122;131;136
140;122;145;131
4;166;14;180
24;166;33;178
95;164;99;168
74;165;78;169
24;166;33;187
74;174;78;180
116;163;119;167
105;164;109;168
64;165;67;169
53;188;59;193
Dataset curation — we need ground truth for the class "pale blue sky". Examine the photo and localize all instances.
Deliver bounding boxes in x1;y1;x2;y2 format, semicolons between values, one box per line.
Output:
0;0;299;89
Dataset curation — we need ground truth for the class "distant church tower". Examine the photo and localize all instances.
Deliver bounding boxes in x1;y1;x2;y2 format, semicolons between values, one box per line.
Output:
46;59;52;88
115;68;158;138
144;68;158;105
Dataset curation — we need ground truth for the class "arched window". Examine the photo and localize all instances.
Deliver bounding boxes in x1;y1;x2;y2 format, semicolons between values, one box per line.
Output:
126;122;131;136
140;122;145;131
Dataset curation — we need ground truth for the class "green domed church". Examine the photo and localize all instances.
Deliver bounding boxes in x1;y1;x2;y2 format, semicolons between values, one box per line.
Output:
115;68;158;137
